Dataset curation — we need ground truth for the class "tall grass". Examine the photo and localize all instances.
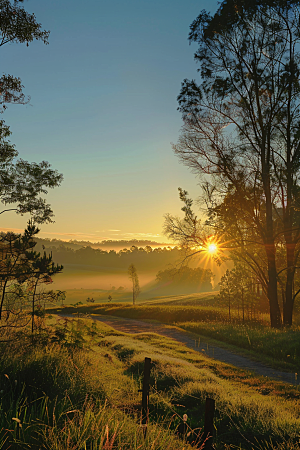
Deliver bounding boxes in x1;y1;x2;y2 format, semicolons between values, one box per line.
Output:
0;321;195;450
1;317;300;449
48;302;300;370
94;324;300;449
49;302;247;323
178;322;300;371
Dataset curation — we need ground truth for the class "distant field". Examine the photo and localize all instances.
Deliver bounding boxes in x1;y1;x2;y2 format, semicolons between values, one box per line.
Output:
141;291;217;305
50;264;157;291
48;299;261;325
54;282;217;306
55;291;217;309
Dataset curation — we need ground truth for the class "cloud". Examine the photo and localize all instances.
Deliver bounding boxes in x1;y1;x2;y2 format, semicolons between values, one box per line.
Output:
0;227;24;233
123;232;161;238
39;231;98;239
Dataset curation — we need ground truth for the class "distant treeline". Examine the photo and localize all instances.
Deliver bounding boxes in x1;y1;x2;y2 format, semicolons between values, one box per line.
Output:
34;238;170;251
34;243;183;271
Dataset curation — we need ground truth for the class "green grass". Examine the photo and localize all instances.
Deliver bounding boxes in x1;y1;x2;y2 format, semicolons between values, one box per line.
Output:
141;292;216;305
1;317;300;450
48;301;246;323
0;320;195;450
47;301;300;372
178;322;300;372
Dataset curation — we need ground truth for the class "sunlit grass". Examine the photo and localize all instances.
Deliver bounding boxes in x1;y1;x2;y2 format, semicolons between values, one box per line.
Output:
48;301;249;324
47;301;300;371
2;315;300;449
178;322;300;371
93;320;300;449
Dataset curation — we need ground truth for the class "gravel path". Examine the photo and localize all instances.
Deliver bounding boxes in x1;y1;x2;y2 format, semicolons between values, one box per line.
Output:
87;314;299;386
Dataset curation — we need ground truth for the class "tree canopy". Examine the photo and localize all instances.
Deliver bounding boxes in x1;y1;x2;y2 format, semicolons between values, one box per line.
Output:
174;0;300;327
0;0;62;223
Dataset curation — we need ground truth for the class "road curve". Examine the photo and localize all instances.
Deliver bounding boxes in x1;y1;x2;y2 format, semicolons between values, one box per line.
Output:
63;313;299;386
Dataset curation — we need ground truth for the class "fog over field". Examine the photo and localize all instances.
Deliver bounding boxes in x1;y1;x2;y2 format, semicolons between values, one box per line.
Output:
36;238;231;300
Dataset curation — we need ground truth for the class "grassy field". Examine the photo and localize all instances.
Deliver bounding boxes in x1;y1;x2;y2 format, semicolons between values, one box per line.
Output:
47;297;300;372
48;301;242;324
53;288;218;306
0;317;299;450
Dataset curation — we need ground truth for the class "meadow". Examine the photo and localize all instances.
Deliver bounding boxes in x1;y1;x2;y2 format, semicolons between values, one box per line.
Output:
0;317;299;450
48;291;300;373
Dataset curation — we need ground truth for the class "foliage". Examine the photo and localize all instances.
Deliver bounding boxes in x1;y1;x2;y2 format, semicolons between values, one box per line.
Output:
173;0;300;328
0;0;49;112
128;263;140;305
34;241;183;271
0;1;62;223
156;266;214;294
0;222;64;336
218;266;262;321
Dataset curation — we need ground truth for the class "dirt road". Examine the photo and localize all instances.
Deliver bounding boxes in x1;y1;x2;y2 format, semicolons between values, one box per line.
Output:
87;314;299;386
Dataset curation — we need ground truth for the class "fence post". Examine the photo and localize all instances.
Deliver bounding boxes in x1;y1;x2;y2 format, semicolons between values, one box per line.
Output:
203;397;215;449
141;357;151;438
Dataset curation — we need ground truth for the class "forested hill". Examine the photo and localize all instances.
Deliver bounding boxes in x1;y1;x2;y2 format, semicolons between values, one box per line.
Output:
34;241;183;272
34;238;170;252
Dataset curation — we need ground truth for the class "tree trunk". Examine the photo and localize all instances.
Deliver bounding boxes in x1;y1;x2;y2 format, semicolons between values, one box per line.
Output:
0;279;8;320
267;262;282;328
263;167;282;328
283;218;296;326
242;287;244;323
284;268;294;326
32;278;39;334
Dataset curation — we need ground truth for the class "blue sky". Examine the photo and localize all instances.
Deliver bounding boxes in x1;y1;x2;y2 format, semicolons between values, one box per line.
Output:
0;0;218;242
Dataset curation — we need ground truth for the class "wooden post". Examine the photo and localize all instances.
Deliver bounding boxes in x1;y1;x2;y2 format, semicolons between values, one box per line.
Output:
141;357;151;438
203;397;215;449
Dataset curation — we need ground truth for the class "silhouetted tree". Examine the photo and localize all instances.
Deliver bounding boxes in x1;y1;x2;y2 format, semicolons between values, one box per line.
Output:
174;0;300;327
0;222;63;335
0;1;62;223
25;249;63;333
0;0;49;113
128;264;140;305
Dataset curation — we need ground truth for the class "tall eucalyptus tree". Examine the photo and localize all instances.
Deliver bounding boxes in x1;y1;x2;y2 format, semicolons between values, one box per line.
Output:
174;0;300;327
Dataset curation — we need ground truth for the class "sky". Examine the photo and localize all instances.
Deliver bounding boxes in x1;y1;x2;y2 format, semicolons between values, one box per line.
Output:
0;0;219;243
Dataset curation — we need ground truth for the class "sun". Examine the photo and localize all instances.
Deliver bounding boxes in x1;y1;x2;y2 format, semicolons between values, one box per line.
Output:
207;243;217;254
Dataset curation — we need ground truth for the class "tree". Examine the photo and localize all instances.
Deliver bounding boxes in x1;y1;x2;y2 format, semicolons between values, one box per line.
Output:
155;266;214;294
0;222;63;336
219;270;235;322
0;1;62;223
218;265;261;322
0;0;50;113
128;264;140;305
174;0;300;327
0;220;39;320
26;249;63;333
